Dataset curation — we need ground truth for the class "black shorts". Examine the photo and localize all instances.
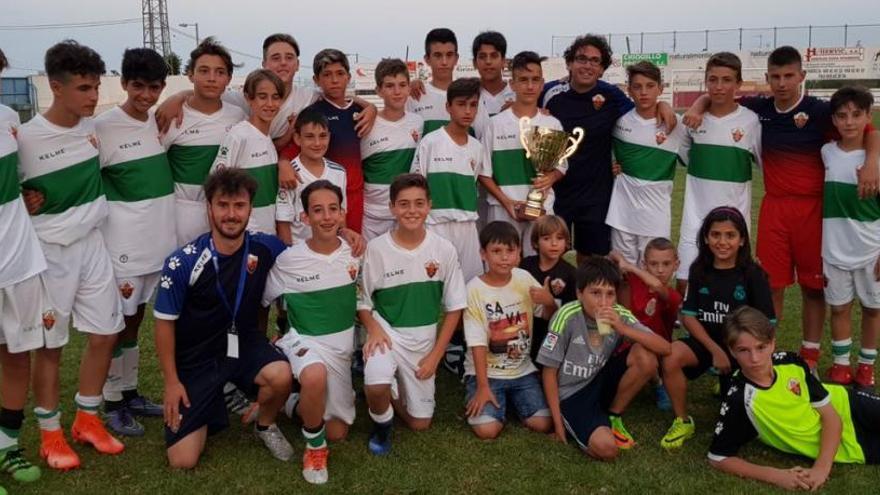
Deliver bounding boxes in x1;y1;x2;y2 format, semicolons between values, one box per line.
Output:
165;336;287;447
559;349;629;450
849;388;880;464
556;212;611;256
679;337;738;393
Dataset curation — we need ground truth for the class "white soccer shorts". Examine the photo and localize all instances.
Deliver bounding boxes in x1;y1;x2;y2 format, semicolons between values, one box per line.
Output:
610;227;653;266
428;220;483;284
824;261;880;309
363;327;436;419
175;198;210;246
115;272;161;316
0;273;54;353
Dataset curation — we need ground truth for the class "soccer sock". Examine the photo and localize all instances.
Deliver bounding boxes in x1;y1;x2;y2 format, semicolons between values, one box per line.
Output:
0;409;24;451
34;407;61;432
103;346;125;404
120;341;140;395
75;393;102;416
832;338;853;366
801;340;821;350
369;406;393;426
858;348;877;366
302;422;327;450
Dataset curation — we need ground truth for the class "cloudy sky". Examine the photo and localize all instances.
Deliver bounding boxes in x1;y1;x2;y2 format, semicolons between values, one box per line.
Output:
2;0;878;79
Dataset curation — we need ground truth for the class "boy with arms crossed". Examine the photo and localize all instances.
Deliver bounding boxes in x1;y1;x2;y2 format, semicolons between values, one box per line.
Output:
359;174;466;455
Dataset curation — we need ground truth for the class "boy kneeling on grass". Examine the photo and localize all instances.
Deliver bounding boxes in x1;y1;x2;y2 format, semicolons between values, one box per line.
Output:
708;306;880;491
538;257;671;459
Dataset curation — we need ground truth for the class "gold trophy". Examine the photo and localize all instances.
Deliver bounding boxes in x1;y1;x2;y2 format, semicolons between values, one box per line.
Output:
517;116;584;220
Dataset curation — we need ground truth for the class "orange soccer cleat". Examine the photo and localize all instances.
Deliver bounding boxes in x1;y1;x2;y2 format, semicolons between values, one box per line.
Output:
71;411;124;455
827;363;854;386
854;363;875;390
302;446;329;485
39;429;80;471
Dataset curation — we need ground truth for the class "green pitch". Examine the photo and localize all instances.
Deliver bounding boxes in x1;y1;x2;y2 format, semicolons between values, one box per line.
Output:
11;167;880;494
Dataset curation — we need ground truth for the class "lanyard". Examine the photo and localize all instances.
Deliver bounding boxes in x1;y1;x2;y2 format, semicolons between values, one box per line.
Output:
209;233;250;334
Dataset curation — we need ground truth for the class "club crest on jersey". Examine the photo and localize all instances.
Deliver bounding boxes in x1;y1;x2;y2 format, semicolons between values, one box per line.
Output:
734;284;746;301
247;254;259;274
470;159;477;171
9;125;17;140
87;133;98;149
411;129;420;143
119;281;135;300
787;378;802;396
425;259;440;278
42;310;56;330
793;111;809;129
347;262;359;281
277;189;288;201
655;130;667;145
592;94;605;110
645;297;657;317
550;278;566;296
731;127;745;142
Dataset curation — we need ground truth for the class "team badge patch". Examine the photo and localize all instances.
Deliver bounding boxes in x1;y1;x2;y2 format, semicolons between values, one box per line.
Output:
247;254;259;274
347;261;359;281
10;125;17;140
295;347;309;357
119;281;135;300
787;378;802;396
542;332;558;351
793;111;809;129
731;127;745;142
277;189;288;201
411;129;420;143
550;278;566;296
470;159;477;171
592;94;605;110
645;297;657;317
425;259;440;278
87;134;98;149
733;284;746;301
655;130;667;145
42;310;56;330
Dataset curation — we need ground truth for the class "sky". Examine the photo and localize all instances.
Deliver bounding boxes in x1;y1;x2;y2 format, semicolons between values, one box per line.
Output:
2;0;879;79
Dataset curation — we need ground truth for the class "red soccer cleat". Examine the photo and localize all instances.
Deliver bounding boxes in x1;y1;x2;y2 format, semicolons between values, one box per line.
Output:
39;429;80;471
854;363;875;390
799;346;820;372
71;411;124;455
827;363;854;386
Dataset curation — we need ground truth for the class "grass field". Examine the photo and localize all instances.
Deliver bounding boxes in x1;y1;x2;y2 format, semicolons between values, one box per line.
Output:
9;163;880;495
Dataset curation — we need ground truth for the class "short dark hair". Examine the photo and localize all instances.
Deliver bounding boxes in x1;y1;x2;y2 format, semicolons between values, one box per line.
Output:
313;48;350;77
563;34;612;70
121;48;168;84
576;256;622;291
425;28;457;56
204;167;257;203
446;77;480;104
301;179;344;211
767;46;801;69
830;85;875;114
243;69;285;100
510;51;546;76
375;58;409;86
45;40;106;81
644;237;677;258
389;173;430;203
472;31;507;59
0;48;7;73
627;60;662;85
293;107;329;133
706;52;742;82
479;221;520;249
262;33;300;58
186;37;235;76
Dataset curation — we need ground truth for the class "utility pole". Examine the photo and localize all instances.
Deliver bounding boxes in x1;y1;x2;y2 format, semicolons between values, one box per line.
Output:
142;0;171;57
179;22;200;47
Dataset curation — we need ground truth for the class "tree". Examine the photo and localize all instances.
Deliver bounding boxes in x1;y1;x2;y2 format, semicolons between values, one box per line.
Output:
164;52;182;75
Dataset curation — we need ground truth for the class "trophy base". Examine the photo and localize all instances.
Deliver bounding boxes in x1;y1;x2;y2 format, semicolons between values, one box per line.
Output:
515;203;545;221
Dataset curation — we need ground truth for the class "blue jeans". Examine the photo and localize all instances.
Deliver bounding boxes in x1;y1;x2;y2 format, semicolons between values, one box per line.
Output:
464;372;550;425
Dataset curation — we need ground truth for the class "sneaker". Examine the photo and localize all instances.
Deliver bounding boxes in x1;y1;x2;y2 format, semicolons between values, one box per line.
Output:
104;408;144;437
255;424;293;462
39;429;80;471
654;384;672;412
442;343;466;380
799;346;821;372
827;363;854;386
367;422;392;456
224;384;252;416
855;363;876;390
609;416;635;449
302;446;329;485
71;411;124;455
0;447;41;482
125;395;163;417
660;416;695;450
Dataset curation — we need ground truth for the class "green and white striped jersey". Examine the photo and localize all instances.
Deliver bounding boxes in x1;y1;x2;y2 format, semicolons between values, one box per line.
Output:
211;120;279;235
275;157;347;243
406;81;490;139
96;107;176;277
480;84;515;118
357;230;466;352
410;127;482;223
223;85;317;139
16;114;107;246
360;113;422;220
821;142;880;270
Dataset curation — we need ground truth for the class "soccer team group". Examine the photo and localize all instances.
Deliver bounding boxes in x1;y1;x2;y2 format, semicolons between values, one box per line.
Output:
0;25;880;491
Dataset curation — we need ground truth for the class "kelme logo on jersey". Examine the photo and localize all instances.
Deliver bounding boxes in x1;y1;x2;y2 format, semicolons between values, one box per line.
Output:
787;378;802;396
119;281;135;300
793;112;809;129
733;285;746;301
731;127;745;143
655;130;667;145
592;94;605;110
550;278;566;296
347;261;359;281
42;310;56;330
247;254;259;274
425;259;439;278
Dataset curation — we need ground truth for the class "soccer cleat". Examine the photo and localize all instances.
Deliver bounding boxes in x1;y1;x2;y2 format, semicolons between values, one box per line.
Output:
125;395;164;417
609;416;635;449
71;411;124;455
104;408;145;437
367;422;392;456
660;416;695;450
255;424;293;462
0;447;41;482
302;446;329;485
442;343;466;381
39;429;80;471
827;363;854;386
854;363;875;390
799;346;821;372
654;384;672;412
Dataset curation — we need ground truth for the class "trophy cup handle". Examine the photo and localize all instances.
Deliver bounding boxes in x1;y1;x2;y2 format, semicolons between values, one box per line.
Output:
518;116;533;159
559;127;585;162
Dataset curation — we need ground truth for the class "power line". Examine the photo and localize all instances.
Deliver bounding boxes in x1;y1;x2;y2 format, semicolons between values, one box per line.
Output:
0;18;140;31
169;26;261;61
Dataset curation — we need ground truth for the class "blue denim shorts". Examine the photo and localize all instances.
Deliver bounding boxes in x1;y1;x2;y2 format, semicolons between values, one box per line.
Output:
464;372;550;425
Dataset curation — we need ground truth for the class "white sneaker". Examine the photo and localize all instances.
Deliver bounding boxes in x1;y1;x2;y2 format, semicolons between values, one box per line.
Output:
255;423;293;461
